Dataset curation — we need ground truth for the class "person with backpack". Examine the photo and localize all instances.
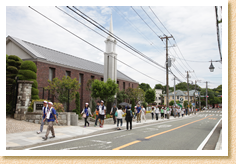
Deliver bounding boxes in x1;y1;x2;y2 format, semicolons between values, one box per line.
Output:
99;100;106;128
37;100;48;134
94;101;100;127
42;102;58;140
110;104;117;124
125;106;133;130
141;105;146;122
81;103;93;127
116;105;124;130
155;106;159;120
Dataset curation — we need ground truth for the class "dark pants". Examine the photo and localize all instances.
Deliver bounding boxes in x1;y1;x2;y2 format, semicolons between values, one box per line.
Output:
117;118;122;127
95;115;99;126
84;116;89;126
126;120;132;130
113;115;116;124
156;113;158;120
151;113;154;120
178;113;180;117
161;113;164;118
134;113;137;119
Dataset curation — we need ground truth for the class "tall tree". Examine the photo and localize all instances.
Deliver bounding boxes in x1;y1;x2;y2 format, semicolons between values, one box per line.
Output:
6;55;22;84
154;84;163;90
133;88;145;104
139;83;151;92
45;76;80;107
117;90;128;104
145;89;155;104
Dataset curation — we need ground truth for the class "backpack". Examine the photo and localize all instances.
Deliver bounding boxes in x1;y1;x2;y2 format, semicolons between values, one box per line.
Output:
129;110;133;117
50;108;58;120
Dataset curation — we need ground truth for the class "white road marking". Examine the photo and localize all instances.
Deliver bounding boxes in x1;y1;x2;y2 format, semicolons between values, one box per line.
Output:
60;147;78;150
114;133;133;139
197;118;222;150
157;125;172;128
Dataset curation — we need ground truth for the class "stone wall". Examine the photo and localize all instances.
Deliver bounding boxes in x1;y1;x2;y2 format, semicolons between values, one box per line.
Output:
25;112;78;126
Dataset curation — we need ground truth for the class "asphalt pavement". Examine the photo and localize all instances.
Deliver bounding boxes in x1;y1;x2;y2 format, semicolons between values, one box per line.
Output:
26;108;222;150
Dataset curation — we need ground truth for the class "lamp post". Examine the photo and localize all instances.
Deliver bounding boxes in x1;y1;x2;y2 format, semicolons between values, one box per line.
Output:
209;60;215;72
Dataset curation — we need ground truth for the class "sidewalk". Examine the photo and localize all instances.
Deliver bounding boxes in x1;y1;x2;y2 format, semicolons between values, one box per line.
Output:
7;115;184;149
215;129;222;150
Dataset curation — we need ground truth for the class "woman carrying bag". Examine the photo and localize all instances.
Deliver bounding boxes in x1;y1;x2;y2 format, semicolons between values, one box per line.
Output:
81;103;93;127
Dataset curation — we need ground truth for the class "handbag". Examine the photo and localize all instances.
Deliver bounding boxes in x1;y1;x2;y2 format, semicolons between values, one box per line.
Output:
115;111;118;117
82;113;86;118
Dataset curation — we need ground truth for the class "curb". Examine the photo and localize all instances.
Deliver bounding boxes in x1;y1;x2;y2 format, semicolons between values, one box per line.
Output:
215;128;222;150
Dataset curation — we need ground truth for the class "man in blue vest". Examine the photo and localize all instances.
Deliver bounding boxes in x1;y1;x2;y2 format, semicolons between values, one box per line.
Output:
136;104;141;123
37;101;48;134
42;102;58;140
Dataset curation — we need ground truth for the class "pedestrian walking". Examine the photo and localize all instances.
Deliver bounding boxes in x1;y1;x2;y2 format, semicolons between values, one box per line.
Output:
182;108;185;117
151;106;154;120
99;100;106;128
133;106;137;120
136;104;141;123
155;106;159;120
110;104;118;124
94;101;100;127
42;102;58;140
164;107;167;119
141;105;146;122
161;107;164;119
37;100;48;134
116;105;124;130
81;103;93;127
125;106;133;130
177;107;181;118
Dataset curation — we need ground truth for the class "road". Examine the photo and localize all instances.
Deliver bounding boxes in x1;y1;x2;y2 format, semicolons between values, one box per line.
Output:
27;108;222;150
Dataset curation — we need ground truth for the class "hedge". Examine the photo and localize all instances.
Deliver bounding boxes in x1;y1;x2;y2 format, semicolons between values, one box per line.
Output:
18;70;36;79
6;54;9;61
20;61;37;73
31;88;39;95
6;79;14;84
29;79;38;88
6;74;17;78
7;66;18;74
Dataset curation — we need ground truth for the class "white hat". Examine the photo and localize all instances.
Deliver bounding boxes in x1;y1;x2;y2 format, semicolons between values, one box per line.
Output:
48;102;53;105
85;103;89;105
43;101;47;104
101;100;104;103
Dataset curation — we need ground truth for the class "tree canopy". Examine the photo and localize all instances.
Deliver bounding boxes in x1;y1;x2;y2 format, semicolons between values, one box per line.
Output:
139;83;151;92
145;89;155;104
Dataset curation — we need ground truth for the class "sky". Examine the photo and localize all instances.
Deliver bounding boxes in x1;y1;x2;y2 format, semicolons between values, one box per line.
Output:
6;5;223;90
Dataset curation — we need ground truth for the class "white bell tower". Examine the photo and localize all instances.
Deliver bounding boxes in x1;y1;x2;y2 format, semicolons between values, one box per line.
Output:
104;14;117;82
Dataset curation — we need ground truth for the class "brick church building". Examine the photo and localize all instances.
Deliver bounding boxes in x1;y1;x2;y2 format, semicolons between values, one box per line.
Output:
6;35;139;111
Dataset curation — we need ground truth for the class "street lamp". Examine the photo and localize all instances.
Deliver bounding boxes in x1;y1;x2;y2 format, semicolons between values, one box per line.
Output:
209;60;215;72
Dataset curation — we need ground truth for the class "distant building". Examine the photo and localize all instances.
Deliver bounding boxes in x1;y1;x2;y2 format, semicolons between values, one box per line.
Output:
163;90;196;105
154;89;162;105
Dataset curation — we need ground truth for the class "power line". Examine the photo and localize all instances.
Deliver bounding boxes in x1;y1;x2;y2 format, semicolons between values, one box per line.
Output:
28;6;165;84
70;6;166;70
56;6;165;73
130;6;161;39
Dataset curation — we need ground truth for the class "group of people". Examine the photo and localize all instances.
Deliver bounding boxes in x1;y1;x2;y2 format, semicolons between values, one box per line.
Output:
37;100;197;139
37;101;58;141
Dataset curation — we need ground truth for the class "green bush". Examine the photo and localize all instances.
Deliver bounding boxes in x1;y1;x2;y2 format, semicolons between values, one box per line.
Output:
8;55;22;62
6;74;17;79
32;88;39;95
31;95;39;100
7;59;17;67
7;66;18;74
6;54;9;61
18;70;36;79
53;102;64;112
106;114;110;119
28;99;49;112
6;103;12;115
29;79;38;88
20;61;37;73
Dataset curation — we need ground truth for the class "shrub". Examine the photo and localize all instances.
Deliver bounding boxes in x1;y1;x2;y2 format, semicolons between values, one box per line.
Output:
6;103;12;115
18;70;36;79
28;99;49;112
20;61;37;73
106;114;110;119
8;55;22;62
31;88;39;95
29;79;38;88
53;102;64;112
31;95;39;100
7;66;18;74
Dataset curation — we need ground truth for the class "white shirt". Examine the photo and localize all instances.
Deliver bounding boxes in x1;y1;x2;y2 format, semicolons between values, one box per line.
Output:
141;108;146;115
117;109;124;119
99;105;106;115
155;108;159;113
164;109;167;114
178;109;181;113
182;109;185;114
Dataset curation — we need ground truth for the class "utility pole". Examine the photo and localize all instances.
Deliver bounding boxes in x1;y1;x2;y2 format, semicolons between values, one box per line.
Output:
160;35;173;108
194;80;201;113
186;71;193;109
174;77;176;106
